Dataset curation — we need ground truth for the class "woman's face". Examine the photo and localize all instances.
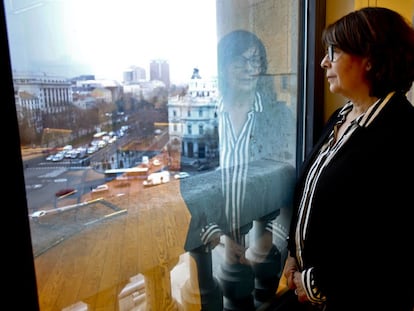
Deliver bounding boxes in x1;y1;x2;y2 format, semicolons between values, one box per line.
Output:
320;45;370;98
226;46;262;93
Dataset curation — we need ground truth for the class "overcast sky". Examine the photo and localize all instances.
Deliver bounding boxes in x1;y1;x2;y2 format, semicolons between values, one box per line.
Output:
4;0;218;83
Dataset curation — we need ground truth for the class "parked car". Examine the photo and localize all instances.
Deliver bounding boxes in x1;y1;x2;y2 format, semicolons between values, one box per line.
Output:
92;184;109;192
55;188;76;197
197;164;210;171
152;159;161;166
143;171;170;187
174;172;190;179
51;152;65;162
87;145;98;154
30;210;46;218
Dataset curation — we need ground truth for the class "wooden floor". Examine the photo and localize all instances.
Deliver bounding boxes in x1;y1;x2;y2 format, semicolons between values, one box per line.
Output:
31;169;193;311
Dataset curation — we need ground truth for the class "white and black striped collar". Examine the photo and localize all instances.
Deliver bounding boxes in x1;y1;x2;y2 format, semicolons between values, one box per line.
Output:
336;91;395;128
359;91;395;127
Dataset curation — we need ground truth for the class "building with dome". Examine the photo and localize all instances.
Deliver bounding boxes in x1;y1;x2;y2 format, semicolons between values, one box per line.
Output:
167;69;219;169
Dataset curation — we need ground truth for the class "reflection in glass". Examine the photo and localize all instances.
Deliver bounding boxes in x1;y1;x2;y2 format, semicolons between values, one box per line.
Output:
5;0;299;310
181;29;296;310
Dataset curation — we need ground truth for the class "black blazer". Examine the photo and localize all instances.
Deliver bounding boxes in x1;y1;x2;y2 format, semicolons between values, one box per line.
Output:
288;92;414;311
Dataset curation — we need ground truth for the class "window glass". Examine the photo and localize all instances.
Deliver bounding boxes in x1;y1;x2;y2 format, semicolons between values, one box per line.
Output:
5;0;299;310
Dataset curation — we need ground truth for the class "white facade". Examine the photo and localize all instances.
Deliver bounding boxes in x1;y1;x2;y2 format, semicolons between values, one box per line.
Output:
167;73;219;161
13;71;73;114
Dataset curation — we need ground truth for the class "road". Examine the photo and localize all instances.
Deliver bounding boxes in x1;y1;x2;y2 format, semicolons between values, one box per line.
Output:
22;128;190;211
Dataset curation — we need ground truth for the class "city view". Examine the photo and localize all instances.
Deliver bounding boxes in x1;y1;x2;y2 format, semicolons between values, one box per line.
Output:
6;1;299;310
9;0;220;227
9;1;222;309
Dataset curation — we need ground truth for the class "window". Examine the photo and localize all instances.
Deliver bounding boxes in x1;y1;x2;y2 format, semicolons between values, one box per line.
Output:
4;0;327;310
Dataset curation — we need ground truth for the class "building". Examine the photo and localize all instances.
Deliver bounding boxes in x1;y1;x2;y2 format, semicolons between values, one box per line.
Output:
149;59;170;88
13;71;72;115
72;78;123;104
123;66;146;84
167;69;219;167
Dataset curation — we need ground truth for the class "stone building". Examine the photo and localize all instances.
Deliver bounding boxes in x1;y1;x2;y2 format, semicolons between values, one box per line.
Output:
167;69;219;168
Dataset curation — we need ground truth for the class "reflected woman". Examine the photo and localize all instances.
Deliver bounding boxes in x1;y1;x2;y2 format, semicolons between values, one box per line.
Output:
209;29;296;308
181;29;296;310
215;29;295;243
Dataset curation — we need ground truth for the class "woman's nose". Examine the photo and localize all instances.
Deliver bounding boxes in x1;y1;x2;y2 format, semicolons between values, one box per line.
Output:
320;54;329;69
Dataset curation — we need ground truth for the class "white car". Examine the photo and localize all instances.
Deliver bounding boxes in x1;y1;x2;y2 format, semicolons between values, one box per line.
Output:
51;152;65;162
174;172;190;179
143;171;170;187
30;210;46;218
92;184;109;192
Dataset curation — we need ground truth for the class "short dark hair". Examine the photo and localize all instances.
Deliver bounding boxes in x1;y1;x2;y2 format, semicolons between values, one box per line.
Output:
217;30;268;94
322;7;414;97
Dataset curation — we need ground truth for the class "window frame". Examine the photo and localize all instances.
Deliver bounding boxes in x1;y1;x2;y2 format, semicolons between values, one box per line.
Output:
1;1;41;307
296;0;326;170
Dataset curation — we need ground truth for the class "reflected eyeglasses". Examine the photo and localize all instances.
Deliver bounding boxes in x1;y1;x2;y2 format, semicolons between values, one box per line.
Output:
232;55;262;69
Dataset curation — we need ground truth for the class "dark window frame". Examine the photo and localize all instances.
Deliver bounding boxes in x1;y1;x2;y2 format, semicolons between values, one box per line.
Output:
296;0;326;171
1;1;40;308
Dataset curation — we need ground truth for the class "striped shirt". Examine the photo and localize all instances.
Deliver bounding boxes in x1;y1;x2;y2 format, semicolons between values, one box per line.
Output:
218;92;263;243
294;92;394;304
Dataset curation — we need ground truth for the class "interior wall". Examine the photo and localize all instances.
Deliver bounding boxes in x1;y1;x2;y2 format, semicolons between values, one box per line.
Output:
215;0;299;112
216;0;298;76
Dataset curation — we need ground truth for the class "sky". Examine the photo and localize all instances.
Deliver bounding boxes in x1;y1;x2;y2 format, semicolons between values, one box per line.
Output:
4;0;218;83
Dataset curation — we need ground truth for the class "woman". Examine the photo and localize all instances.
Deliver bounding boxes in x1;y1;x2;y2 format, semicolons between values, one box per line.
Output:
182;29;296;310
214;29;296;309
284;7;414;311
214;29;295;244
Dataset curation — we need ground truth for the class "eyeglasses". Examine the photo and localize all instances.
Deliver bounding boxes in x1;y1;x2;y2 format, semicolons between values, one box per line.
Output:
326;44;341;62
232;55;262;69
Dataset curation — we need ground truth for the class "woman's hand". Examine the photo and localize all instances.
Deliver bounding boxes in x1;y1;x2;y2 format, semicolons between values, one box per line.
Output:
284;254;299;290
283;254;309;303
292;271;309;303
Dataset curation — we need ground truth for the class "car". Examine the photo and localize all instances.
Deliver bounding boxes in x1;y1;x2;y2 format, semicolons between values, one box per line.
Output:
55;188;77;197
197;164;210;171
152;159;161;166
92;184;109;192
174;172;190;179
30;210;46;218
51;152;65;162
87;145;98;154
143;171;170;187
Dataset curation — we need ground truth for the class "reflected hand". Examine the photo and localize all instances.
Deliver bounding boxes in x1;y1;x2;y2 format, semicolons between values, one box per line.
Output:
208;232;222;249
224;237;250;265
